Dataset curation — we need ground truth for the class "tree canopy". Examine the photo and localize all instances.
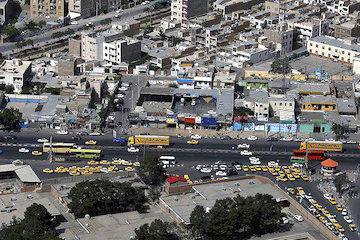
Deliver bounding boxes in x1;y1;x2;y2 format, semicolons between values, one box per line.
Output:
0;203;61;240
270;58;291;75
134;219;177;240
138;155;166;186
190;194;285;239
68;179;148;218
0;108;22;130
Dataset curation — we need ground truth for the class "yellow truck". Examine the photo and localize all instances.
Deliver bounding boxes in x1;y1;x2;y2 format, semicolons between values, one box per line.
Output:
300;141;343;152
128;135;170;147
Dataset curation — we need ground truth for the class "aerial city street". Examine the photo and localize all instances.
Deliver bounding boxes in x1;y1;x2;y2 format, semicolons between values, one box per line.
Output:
0;0;360;239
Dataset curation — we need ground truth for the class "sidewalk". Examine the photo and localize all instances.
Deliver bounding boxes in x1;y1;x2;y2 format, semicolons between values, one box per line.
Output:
129;126;267;139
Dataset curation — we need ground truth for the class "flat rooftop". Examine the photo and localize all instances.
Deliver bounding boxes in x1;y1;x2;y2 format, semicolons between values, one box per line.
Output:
75;205;170;240
0;192;60;225
160;178;285;224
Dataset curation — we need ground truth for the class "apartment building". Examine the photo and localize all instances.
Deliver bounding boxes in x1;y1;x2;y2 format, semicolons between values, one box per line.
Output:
81;29;123;61
171;0;208;24
327;0;360;16
103;38;141;64
334;20;360;39
214;0;265;17
69;0;122;18
0;59;32;93
288;19;329;42
30;0;66;19
307;35;360;64
264;23;294;55
0;0;14;26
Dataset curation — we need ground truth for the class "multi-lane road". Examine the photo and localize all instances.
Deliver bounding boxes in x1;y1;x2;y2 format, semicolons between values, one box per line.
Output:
0;3;156;54
0;131;360;180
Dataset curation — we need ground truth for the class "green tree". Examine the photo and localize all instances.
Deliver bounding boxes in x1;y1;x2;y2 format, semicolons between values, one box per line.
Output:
4;25;20;40
138;155;166;186
25;20;37;30
88;88;98;109
190;194;285;239
270;58;291;75
0;108;22;130
189;205;207;236
68;180;147;218
134;219;175;240
0;204;61;240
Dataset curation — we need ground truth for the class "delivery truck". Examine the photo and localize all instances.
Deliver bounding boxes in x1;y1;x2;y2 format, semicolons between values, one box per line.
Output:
128;135;170;147
300;141;343;152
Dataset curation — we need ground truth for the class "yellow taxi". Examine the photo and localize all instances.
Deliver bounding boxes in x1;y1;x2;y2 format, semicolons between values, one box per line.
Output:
242;166;249;172
250;166;257;172
318;216;327;224
133;162;141;167
261;166;268;172
256;166;262;171
287;187;295;194
187;140;199;145
100;160;109;165
32;150;43;156
301;175;309;181
88;160;98;165
125;167;135;171
336;205;343;211
349;224;357;232
85;140;97;145
69;171;80;176
271;171;278;176
42;168;53;173
329;198;337;205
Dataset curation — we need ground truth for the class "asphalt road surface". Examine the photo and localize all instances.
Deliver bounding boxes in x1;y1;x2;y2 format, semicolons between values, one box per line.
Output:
0;3;154;54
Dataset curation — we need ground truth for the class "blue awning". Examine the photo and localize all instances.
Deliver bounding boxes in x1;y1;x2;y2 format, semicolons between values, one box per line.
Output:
177;78;194;84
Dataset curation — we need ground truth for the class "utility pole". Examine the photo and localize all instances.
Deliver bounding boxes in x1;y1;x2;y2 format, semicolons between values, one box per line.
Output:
48;136;53;163
305;141;309;171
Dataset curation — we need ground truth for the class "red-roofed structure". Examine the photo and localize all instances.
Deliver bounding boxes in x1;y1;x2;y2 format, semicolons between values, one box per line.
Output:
164;175;191;195
166;176;187;184
321;159;338;168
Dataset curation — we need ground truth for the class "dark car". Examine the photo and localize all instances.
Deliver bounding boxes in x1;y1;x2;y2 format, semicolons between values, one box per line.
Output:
266;137;279;141
113;138;127;145
72;136;81;141
4;135;16;140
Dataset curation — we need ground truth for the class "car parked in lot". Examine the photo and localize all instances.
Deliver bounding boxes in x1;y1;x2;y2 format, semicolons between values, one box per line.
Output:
37;138;48;143
247;136;257;141
191;134;202;140
237;143;250;149
18;148;29;153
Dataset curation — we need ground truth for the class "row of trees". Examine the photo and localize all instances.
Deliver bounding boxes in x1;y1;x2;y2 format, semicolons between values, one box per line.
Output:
190;194;285;240
134;219;178;240
68;179;148;218
0;203;61;240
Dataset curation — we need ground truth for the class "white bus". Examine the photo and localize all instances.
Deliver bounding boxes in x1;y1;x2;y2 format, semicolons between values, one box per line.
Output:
159;156;176;168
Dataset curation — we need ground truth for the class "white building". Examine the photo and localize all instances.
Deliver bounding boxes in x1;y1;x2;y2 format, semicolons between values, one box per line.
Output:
269;96;295;121
0;59;32;93
103;38;141;65
289;19;329;42
307;36;360;64
171;0;208;24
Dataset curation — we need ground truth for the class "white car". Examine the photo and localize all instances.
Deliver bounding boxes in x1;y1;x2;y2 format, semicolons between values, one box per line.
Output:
196;165;203;170
342;209;348;216
18;148;29;153
293;215;304;222
347;140;356;144
235;165;242;171
56;130;68;135
127;147;139;153
116;9;123;13
89;132;101;136
240;150;252;156
323;193;332;200
70;21;78;25
306;138;315;141
237;143;250;149
191;134;202;140
215;171;227;176
281;136;293;141
268;161;279;167
250;159;261;165
119;87;128;92
292;163;303;168
200;168;212;173
344;216;353;223
249;157;260;162
219;164;227;171
247;136;257;141
37;138;49;143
